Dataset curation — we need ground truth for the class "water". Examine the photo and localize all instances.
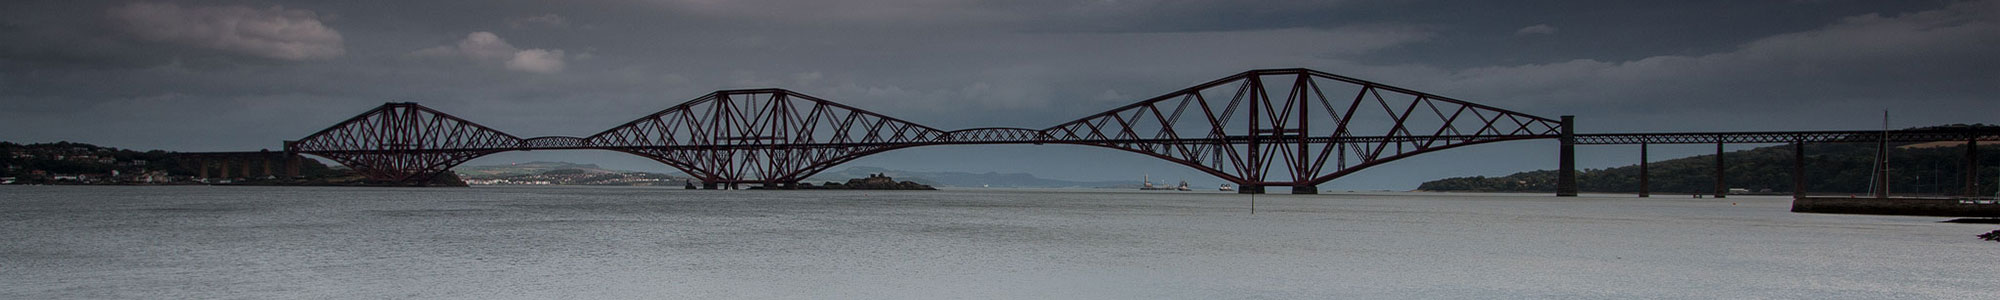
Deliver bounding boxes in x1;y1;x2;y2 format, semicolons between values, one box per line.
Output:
2;186;1994;299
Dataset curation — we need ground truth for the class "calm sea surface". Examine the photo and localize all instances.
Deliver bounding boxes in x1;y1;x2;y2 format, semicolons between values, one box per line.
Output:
2;186;1994;299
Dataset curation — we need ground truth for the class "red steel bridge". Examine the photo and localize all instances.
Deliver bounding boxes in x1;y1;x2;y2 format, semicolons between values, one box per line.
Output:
203;68;1996;195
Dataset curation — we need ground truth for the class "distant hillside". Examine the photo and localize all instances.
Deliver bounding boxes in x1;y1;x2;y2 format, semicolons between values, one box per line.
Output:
450;163;1126;188
1;140;349;184
808;166;1129;188
454;161;637;177
1418;125;1999;195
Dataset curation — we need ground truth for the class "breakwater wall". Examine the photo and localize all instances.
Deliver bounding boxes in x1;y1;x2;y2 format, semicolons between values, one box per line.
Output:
1791;197;2000;217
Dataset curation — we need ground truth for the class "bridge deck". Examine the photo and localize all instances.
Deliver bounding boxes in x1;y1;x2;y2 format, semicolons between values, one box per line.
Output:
273;128;1999;154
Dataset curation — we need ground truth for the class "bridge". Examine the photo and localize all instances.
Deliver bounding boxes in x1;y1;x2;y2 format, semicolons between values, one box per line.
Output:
192;68;1999;195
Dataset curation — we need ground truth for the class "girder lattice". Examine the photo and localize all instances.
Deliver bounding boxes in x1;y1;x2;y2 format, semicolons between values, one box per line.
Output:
290;103;519;184
284;69;2000;189
587;89;947;186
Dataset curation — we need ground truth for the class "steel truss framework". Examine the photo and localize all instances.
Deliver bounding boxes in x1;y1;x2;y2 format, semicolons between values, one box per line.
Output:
285;69;1569;190
279;68;2000;192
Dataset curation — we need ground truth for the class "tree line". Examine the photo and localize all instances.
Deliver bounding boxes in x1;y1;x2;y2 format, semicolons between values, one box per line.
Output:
1418;125;1998;196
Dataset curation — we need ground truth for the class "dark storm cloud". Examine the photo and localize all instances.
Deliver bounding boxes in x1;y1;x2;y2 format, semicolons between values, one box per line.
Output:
106;2;345;60
1406;0;2000;131
629;0;1357;32
2;0;1996;188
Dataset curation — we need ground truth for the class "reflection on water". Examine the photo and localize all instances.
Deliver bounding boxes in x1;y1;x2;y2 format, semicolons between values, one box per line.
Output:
2;186;1994;299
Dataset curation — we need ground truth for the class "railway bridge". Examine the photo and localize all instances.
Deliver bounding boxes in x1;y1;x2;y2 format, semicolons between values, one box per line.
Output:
197;68;1998;195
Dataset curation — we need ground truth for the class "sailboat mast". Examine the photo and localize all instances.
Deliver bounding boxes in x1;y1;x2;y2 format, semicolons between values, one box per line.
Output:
1874;111;1890;198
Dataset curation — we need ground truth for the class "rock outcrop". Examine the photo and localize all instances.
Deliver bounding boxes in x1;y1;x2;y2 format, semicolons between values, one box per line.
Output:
803;173;935;190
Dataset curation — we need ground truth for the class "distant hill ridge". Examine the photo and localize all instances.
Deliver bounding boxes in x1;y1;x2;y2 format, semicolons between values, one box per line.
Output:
806;166;1131;188
453;162;1131;188
454;161;631;177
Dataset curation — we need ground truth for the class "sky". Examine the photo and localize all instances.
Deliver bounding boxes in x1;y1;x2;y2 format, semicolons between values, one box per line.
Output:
3;0;1997;189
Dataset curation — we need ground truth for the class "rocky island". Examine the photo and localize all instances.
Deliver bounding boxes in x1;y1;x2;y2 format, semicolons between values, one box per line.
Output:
798;173;935;190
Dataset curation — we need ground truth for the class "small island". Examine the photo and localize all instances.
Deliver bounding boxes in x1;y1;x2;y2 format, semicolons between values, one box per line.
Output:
799;173;935;190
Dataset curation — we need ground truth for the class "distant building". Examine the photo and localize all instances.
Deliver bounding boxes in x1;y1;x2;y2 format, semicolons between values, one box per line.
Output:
134;171;171;183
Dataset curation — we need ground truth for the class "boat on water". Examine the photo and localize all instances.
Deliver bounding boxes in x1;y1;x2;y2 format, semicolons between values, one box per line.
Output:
1139;174;1187;191
1219;184;1235;192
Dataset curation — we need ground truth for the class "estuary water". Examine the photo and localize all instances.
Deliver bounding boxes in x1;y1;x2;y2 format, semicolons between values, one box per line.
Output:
2;185;1994;299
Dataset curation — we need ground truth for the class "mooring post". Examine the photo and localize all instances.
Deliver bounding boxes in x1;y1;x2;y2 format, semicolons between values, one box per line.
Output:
1639;141;1649;198
1967;135;1980;198
1793;142;1806;198
1557;115;1577;197
1714;141;1727;199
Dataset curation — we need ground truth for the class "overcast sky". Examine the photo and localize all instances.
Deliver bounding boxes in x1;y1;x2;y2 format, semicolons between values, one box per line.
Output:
4;0;1997;189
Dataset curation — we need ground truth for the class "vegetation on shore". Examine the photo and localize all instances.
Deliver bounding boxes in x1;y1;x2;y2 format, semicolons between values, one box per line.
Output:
1418;125;1999;195
0;140;455;186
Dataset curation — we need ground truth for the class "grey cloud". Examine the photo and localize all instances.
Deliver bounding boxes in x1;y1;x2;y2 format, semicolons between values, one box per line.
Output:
509;13;567;28
1396;0;2000;131
413;32;566;73
1515;24;1557;35
105;2;344;60
630;0;1352;32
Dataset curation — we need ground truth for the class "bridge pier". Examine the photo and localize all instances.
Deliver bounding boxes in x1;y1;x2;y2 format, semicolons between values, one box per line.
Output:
1291;185;1318;194
1638;141;1649;197
703;182;718;190
284;141;302;179
286;154;302;178
1714;142;1727;198
1967;136;1981;197
1557;116;1577;197
1237;185;1266;194
1794;142;1806;198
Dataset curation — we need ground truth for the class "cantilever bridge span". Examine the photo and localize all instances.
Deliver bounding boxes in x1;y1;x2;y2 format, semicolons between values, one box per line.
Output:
264;68;1998;195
